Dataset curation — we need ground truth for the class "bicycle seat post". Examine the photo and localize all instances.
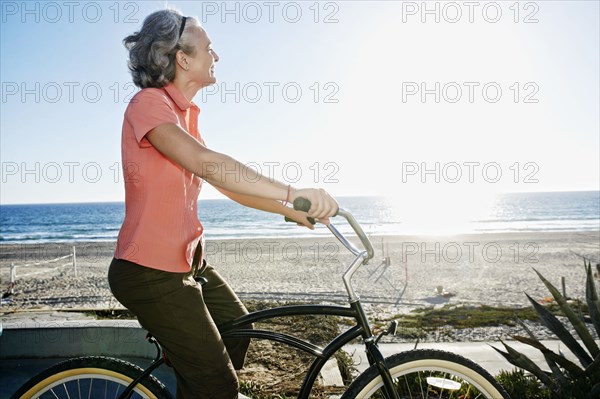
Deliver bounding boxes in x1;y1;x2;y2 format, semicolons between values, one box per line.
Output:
116;334;167;399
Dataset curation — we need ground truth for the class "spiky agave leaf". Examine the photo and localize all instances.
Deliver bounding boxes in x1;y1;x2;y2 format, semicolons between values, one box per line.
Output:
582;353;600;380
526;293;593;367
513;335;584;376
513;317;568;384
585;261;600;338
533;268;600;359
493;340;555;388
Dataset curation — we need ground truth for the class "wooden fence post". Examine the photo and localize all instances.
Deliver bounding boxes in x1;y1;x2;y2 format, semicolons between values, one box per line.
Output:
10;263;16;284
72;246;77;278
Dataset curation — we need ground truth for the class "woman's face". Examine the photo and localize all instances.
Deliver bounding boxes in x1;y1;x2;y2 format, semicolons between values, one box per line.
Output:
186;27;220;89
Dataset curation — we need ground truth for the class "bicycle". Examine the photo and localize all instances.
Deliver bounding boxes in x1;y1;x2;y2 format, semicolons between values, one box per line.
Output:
12;198;510;399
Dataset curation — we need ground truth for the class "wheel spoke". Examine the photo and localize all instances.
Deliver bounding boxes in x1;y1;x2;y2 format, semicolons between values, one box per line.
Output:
345;350;508;399
402;375;414;398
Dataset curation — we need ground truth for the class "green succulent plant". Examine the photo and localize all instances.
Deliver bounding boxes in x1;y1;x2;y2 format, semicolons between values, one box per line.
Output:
495;368;551;399
494;261;600;399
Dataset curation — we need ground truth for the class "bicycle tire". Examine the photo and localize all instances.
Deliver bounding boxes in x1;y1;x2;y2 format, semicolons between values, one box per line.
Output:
342;349;510;399
11;356;173;399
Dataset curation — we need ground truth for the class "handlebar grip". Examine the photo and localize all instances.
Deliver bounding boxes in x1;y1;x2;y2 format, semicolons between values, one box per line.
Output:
293;197;312;212
284;215;316;225
284;198;315;225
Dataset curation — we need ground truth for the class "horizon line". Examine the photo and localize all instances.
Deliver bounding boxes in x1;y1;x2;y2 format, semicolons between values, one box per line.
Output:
1;189;599;206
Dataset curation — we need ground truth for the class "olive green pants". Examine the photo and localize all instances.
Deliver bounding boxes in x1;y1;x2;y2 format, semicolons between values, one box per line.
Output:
108;257;251;399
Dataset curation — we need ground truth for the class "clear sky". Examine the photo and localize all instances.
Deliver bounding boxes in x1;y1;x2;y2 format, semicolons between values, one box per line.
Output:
1;0;599;206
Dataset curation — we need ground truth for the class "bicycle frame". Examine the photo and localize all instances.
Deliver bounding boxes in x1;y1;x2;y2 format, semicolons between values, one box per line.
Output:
118;207;401;399
221;302;371;398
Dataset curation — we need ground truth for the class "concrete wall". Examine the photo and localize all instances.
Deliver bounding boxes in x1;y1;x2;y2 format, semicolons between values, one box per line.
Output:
1;320;156;359
0;319;177;398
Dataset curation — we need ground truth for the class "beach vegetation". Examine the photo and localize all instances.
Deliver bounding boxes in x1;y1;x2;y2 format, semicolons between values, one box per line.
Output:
370;304;540;341
408;304;539;329
238;381;290;399
494;261;600;399
495;368;552;399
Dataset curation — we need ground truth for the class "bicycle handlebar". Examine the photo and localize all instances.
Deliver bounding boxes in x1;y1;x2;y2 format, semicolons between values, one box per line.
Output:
286;197;375;262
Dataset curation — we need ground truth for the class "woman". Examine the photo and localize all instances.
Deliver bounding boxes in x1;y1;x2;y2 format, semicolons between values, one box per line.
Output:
108;8;338;399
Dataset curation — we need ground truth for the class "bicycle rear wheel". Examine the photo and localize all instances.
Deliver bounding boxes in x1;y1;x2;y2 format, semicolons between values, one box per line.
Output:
12;356;173;399
342;349;510;399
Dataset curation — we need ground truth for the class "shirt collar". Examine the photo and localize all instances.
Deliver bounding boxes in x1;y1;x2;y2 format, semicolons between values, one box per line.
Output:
163;82;197;111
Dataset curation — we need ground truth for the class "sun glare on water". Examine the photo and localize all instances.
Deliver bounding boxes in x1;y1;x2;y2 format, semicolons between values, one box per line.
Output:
386;187;497;236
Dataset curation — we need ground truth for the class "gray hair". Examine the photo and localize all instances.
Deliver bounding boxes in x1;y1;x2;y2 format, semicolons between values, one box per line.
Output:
123;9;199;88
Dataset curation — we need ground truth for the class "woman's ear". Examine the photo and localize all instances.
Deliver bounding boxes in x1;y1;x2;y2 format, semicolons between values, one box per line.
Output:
176;50;188;71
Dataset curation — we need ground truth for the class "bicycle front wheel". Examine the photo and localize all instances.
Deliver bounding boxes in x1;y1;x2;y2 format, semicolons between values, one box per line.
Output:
342;349;510;399
12;356;173;399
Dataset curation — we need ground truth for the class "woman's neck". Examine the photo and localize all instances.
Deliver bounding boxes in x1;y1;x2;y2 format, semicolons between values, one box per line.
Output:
172;77;200;103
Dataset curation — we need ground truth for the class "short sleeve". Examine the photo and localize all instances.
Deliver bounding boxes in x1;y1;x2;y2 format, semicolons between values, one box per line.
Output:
126;88;180;147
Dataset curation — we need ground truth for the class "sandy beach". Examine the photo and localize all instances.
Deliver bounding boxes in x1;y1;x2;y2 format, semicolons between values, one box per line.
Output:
1;230;598;307
1;231;599;341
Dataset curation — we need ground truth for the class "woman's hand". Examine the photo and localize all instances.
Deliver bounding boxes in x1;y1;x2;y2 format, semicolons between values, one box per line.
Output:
289;188;338;225
284;208;317;230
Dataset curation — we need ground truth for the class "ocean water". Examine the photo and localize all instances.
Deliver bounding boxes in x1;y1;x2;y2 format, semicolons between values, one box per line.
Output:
0;192;598;243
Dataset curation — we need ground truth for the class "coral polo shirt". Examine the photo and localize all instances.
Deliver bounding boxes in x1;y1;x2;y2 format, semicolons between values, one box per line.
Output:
115;82;204;272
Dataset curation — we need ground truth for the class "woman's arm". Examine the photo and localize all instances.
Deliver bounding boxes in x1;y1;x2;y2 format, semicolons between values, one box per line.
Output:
147;124;288;199
146;123;337;220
